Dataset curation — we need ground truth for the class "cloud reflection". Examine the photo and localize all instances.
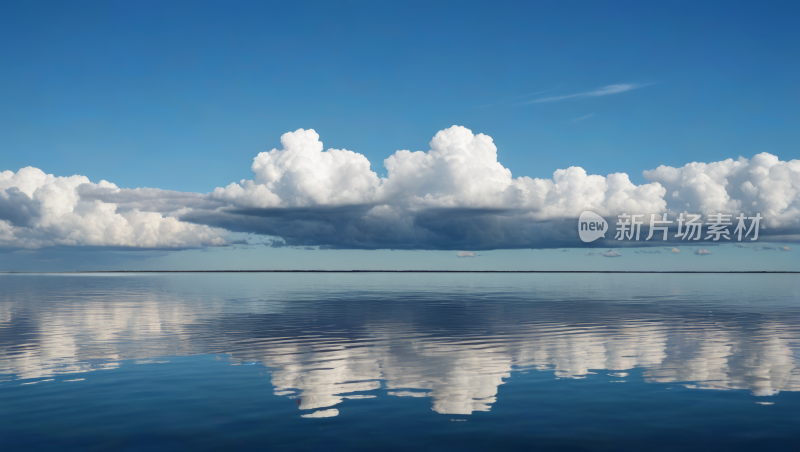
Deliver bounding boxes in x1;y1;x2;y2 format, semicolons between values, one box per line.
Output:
1;274;799;417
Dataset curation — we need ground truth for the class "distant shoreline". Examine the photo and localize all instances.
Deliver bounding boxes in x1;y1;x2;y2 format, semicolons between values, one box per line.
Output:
1;270;798;274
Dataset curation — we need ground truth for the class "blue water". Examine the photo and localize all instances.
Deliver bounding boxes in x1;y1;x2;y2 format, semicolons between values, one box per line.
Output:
1;273;799;450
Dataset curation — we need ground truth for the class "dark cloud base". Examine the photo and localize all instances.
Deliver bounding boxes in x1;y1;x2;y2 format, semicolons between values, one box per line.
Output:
3;183;797;252
182;208;799;251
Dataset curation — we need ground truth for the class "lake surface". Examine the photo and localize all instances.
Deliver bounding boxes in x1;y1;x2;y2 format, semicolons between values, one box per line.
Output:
1;273;799;450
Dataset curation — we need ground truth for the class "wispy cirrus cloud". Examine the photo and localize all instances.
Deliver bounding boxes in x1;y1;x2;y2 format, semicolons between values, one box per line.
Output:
570;113;594;123
473;85;562;109
527;83;649;104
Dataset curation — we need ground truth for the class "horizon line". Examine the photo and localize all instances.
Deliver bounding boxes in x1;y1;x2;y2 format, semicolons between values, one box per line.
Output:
1;270;798;274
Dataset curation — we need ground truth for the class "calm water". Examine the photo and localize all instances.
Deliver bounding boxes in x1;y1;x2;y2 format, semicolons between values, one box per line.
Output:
1;273;799;450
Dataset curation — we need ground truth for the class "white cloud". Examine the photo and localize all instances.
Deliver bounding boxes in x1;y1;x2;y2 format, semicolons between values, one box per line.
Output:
529;84;647;103
206;126;666;219
781;246;792;251
2;125;799;251
694;249;713;255
666;247;681;254
161;126;673;250
212;128;380;208
643;153;800;230
457;251;476;258
601;250;621;257
0;167;226;249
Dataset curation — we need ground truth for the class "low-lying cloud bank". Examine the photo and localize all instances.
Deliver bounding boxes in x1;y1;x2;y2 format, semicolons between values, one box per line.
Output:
1;126;798;250
0;168;226;249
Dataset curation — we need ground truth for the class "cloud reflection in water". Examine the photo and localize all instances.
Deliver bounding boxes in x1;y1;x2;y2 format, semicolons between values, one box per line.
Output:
1;273;799;417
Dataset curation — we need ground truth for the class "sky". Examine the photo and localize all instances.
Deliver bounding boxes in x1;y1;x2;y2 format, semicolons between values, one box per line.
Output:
0;0;798;271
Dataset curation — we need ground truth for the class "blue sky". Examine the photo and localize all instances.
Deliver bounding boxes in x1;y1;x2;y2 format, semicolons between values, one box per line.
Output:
0;0;798;270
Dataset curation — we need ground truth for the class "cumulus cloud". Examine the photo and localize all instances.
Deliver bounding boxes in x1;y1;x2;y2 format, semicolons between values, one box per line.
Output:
601;250;621;257
457;251;476;258
208;126;666;215
781;246;792;251
643;153;800;231
203;127;798;250
0;168;226;249
211;129;381;208
178;126;669;250
665;247;681;254
694;249;713;255
2;125;799;251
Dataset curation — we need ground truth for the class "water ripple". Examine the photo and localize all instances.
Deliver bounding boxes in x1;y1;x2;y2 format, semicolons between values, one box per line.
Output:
1;273;799;416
